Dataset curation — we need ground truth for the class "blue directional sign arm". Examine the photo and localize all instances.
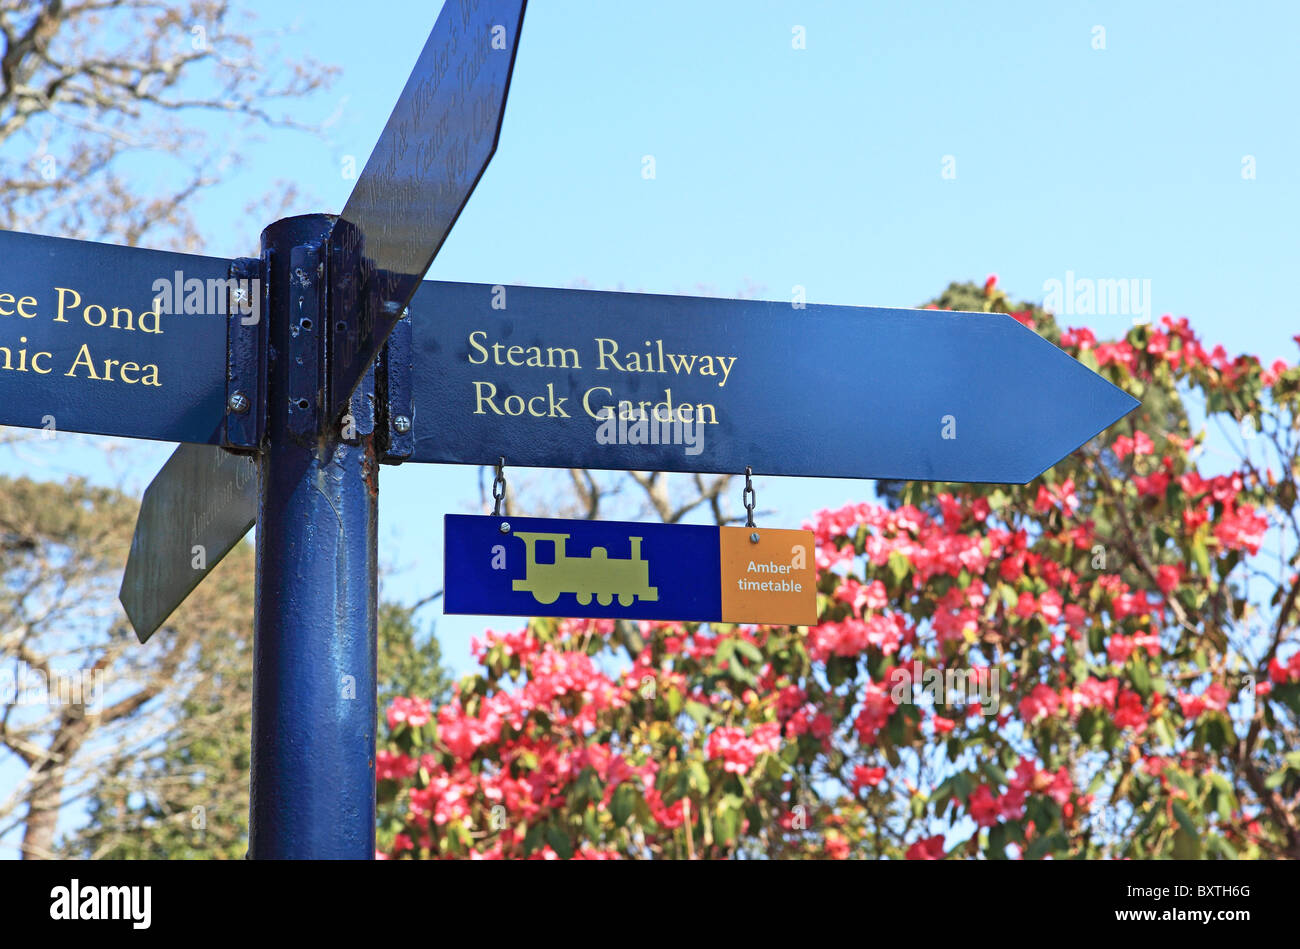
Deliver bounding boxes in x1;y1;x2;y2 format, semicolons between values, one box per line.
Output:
326;0;528;422
403;281;1139;483
119;443;258;643
0;229;235;444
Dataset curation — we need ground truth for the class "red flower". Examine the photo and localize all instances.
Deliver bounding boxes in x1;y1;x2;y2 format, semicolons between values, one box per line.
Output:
1061;326;1096;350
1261;359;1288;387
1156;564;1182;594
1214;503;1268;554
376;750;418;782
1177;682;1230;721
968;785;1000;827
852;765;886;792
1039;590;1064;624
1112;689;1148;731
387;696;433;730
905;834;946;860
1134;471;1169;498
1019;684;1060;723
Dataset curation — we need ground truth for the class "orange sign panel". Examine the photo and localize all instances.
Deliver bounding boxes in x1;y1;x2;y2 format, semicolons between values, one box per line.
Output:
719;527;817;626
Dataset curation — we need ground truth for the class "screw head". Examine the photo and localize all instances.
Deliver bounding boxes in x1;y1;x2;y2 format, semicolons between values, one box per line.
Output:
499;521;511;534
750;532;760;543
392;415;412;434
227;392;250;414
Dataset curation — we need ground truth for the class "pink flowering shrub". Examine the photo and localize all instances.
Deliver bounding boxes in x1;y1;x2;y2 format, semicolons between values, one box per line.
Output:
378;280;1300;859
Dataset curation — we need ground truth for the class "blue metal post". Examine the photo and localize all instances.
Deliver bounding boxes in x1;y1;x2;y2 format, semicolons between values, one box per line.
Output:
250;214;378;859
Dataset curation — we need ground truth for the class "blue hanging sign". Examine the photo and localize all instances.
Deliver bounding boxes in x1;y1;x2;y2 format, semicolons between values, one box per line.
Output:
444;514;818;626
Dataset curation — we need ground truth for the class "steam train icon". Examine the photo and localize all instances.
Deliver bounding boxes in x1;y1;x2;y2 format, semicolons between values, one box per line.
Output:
512;531;660;607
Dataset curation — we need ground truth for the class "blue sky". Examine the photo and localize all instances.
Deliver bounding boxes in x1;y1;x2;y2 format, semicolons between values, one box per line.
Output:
6;0;1300;684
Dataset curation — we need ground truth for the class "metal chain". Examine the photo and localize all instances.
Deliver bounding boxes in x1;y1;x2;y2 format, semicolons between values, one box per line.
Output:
743;466;756;528
492;456;507;516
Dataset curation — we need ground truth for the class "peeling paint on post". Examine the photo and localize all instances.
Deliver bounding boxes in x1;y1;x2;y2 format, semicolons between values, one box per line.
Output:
250;214;379;859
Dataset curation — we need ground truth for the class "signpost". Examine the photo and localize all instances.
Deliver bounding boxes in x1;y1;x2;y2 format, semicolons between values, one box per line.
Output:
0;0;1139;859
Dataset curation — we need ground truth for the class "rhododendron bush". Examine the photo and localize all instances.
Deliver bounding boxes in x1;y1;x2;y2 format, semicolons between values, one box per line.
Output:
379;280;1300;859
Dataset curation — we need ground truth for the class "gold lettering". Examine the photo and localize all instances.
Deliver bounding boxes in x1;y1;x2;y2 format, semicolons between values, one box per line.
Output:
473;380;503;415
595;338;623;371
138;303;162;334
468;330;488;364
66;343;100;379
53;287;79;323
582;386;612;419
547;346;580;369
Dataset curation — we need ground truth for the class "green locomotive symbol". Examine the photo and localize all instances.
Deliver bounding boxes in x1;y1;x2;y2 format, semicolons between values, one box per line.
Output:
512;531;660;607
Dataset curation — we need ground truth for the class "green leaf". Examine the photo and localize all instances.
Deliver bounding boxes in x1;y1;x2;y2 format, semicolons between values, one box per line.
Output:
685;700;710;727
1208;773;1237;819
546;824;575;860
734;639;764;664
1172;827;1202;859
1171;800;1198;838
1152;717;1177;750
1206;834;1239;859
728;656;758;686
611;783;638;828
910;793;926;819
689;760;711;794
715;798;742;844
1129;657;1152;697
1192;537;1211;579
980;760;1009;787
888;550;910;586
987;823;1007;859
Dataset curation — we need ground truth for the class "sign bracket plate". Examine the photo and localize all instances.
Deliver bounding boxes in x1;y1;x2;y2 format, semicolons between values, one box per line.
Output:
222;255;267;453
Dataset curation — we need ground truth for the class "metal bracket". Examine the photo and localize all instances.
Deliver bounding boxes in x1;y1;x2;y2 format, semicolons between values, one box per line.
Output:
223;256;267;453
377;310;413;463
286;243;325;439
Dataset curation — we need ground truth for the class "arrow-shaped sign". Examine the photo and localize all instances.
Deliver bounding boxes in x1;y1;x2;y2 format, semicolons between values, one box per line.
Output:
327;0;528;421
402;281;1139;483
0;230;235;444
119;443;258;642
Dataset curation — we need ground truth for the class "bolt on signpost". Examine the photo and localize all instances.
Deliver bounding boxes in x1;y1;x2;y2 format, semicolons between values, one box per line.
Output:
0;0;1137;859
